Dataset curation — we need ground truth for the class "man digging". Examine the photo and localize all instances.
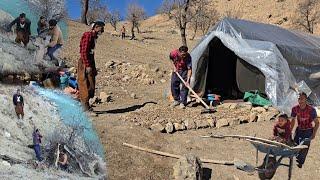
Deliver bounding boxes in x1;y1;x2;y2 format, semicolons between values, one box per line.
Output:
169;46;192;109
78;21;105;111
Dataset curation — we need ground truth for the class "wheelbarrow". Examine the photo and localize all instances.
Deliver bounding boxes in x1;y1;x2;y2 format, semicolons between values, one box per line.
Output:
201;134;308;180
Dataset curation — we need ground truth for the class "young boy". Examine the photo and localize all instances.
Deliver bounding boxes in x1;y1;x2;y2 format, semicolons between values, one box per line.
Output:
273;114;292;144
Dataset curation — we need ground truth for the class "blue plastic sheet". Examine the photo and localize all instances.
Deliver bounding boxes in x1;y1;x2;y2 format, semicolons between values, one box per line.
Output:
34;86;105;158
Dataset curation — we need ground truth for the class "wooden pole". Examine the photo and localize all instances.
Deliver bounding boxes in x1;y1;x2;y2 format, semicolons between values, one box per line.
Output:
201;134;308;150
123;143;234;165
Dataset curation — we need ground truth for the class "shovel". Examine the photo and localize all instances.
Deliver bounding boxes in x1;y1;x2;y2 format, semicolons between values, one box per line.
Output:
175;71;216;113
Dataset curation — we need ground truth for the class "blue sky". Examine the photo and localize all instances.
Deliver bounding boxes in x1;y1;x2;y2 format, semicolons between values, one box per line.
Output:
67;0;163;20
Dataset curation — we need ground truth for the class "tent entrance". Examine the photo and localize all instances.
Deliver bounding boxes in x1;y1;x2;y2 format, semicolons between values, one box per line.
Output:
205;37;265;100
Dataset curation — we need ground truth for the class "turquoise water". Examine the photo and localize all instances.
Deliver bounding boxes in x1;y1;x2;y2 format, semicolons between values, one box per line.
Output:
0;0;68;38
34;86;105;158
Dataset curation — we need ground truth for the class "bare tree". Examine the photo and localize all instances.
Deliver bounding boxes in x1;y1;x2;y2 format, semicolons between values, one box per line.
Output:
28;0;67;21
172;0;191;46
126;3;146;40
81;0;89;24
293;0;320;34
158;0;176;19
189;0;219;40
107;10;121;31
87;0;109;24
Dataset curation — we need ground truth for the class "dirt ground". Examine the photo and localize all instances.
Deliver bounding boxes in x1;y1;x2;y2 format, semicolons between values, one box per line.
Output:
62;16;320;179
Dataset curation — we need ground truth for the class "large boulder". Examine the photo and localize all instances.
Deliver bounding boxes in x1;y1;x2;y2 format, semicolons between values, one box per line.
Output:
173;154;203;180
216;118;230;128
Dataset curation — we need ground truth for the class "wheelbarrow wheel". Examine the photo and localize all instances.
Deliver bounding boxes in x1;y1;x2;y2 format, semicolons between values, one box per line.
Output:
258;156;277;180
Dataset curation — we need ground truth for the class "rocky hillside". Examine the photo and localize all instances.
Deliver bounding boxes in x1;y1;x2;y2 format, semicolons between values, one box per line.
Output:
133;0;320;36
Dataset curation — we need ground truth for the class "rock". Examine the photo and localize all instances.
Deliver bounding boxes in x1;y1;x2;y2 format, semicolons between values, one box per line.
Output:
268;107;280;114
207;118;215;127
4;131;11;138
258;111;279;122
238;116;249;123
32;110;38;115
89;96;99;105
196;120;210;129
218;103;238;110
1;161;11;167
228;118;241;126
251;107;266;113
100;92;111;103
184;119;196;130
160;79;166;83
165;122;174;133
229;103;239;110
152;67;160;72
121;75;131;82
23;73;31;81
237;102;252;111
249;112;258;122
150;123;165;132
105;60;115;67
130;93;137;99
174;123;186;131
173;154;202;180
144;78;155;85
216;118;229;128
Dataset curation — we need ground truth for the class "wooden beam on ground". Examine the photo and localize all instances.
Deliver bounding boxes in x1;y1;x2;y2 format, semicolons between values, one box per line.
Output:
122;142;234;165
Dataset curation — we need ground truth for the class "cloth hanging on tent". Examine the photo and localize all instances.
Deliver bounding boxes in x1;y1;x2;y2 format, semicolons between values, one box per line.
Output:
243;90;271;106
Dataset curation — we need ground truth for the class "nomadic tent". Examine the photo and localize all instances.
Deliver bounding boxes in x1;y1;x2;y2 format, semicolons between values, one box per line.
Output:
191;18;320;113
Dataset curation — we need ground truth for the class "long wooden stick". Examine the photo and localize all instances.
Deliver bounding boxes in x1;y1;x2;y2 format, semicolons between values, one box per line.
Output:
201;134;292;148
55;144;60;168
175;71;211;109
201;134;309;150
123;143;234;165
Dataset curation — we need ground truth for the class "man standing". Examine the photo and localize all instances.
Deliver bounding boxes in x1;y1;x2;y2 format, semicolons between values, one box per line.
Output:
46;19;64;66
121;25;126;40
13;89;24;120
32;128;43;162
169;46;192;109
78;21;105;111
291;92;319;168
7;13;31;47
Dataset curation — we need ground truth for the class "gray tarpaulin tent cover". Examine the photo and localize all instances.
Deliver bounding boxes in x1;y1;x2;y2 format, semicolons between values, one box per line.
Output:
191;18;320;114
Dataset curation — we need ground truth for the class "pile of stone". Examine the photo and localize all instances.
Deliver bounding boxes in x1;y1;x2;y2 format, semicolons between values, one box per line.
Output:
118;101;280;134
98;60;168;88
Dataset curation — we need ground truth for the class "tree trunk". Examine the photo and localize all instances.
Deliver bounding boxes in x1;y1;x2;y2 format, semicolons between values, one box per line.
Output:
180;27;187;46
180;0;190;46
131;24;135;40
81;0;89;25
136;25;140;33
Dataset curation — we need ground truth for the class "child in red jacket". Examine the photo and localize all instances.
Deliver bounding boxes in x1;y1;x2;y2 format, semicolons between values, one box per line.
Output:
273;114;292;144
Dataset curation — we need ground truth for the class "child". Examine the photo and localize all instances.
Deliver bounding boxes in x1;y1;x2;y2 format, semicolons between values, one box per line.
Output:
273;114;292;144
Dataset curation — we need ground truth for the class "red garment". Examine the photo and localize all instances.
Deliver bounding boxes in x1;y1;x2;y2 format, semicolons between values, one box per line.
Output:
169;49;192;71
273;122;291;142
79;31;97;67
291;105;317;130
